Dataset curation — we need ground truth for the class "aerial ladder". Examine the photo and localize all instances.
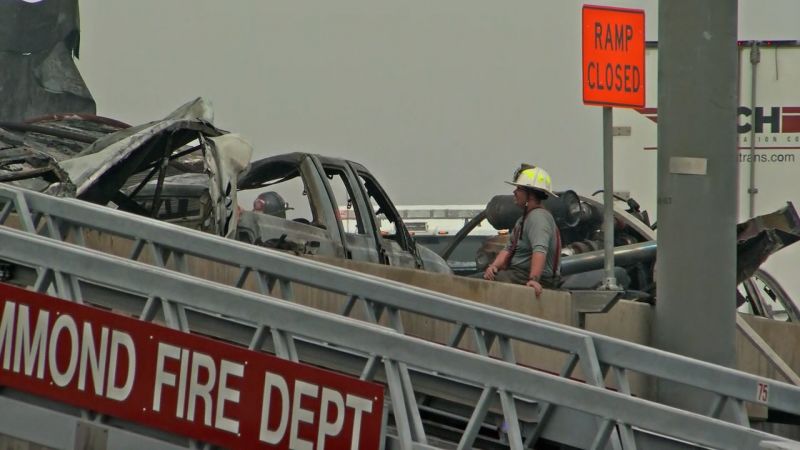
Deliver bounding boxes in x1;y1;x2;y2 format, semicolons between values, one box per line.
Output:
1;184;800;450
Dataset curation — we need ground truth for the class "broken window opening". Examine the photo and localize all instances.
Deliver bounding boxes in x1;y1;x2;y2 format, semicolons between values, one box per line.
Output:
324;167;366;235
753;276;789;321
357;173;396;236
118;135;211;219
239;173;319;228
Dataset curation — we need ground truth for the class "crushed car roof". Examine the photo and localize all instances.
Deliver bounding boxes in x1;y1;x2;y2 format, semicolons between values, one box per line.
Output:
0;98;225;203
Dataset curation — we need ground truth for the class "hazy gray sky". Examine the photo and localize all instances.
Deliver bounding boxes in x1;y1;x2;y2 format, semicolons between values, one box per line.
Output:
76;0;799;205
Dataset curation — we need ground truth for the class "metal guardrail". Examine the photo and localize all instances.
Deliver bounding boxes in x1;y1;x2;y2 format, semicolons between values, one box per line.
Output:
1;185;800;449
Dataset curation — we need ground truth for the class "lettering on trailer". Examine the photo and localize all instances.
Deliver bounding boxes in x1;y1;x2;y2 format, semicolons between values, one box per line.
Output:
635;106;800;150
582;5;645;108
0;283;384;450
636;106;800;134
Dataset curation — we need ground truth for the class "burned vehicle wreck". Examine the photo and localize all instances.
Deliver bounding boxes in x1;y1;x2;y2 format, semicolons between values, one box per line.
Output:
235;153;452;273
0;100;448;273
0;98;252;238
439;191;800;319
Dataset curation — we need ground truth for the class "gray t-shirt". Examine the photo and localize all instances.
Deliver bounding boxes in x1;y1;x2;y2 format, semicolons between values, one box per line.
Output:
505;208;560;278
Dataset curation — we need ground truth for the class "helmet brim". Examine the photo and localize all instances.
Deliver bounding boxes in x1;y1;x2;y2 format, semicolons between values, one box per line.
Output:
504;181;558;198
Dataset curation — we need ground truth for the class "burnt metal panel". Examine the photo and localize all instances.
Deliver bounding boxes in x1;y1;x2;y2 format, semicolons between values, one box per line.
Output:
0;0;95;121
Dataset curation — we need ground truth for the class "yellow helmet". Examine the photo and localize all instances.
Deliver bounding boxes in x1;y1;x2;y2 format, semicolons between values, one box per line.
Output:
505;165;557;198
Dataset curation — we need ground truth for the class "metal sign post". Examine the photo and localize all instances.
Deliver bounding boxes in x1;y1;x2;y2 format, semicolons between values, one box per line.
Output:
582;4;645;290
602;106;618;289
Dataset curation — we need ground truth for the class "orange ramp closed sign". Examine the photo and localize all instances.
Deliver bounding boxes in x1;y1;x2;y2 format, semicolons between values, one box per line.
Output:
582;5;645;108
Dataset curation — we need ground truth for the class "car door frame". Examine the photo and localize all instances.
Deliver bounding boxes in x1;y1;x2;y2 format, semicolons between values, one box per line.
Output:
314;156;385;264
305;155;354;260
348;162;423;269
236;153;347;259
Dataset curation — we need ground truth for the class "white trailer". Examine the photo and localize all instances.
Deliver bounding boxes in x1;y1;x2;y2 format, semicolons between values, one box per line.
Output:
613;41;800;300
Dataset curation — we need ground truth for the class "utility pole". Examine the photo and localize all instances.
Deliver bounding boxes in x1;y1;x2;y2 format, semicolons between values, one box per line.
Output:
654;0;741;420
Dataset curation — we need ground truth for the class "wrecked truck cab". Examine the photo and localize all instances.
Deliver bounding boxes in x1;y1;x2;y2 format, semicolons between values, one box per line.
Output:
126;173;215;231
0;98;253;238
236;152;452;273
0;100;446;273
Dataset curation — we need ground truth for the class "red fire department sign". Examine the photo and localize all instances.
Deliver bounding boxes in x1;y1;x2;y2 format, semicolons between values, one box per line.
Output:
582;5;645;108
0;282;384;449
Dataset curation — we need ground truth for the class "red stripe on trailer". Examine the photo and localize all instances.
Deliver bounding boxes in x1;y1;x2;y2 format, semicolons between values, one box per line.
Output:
783;115;800;133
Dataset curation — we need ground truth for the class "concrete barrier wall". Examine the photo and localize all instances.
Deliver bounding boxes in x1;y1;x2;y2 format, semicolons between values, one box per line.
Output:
584;300;655;397
76;231;655;394
12;225;800;402
738;315;800;382
0;436;51;450
735;315;800;419
310;256;657;396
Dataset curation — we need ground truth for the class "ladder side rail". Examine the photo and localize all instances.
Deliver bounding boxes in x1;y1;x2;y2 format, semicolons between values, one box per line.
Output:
0;228;791;450
2;186;800;417
4;188;37;232
0;199;14;223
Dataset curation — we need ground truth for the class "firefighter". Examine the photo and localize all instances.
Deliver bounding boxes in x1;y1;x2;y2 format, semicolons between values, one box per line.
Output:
483;165;561;298
253;191;290;218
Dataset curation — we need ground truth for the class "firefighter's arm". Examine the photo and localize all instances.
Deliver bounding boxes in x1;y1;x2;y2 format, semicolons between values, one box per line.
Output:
528;251;546;281
484;249;511;280
491;249;511;270
526;251;547;297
